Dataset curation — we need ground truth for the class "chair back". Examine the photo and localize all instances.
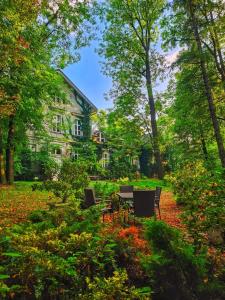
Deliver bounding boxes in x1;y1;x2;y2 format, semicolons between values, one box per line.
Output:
155;187;162;205
120;185;134;193
133;190;155;217
84;188;96;208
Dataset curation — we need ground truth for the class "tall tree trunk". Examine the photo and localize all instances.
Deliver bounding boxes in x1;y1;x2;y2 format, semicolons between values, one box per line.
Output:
0;126;6;184
203;4;225;84
209;9;225;80
188;0;225;168
145;56;164;179
6;115;15;185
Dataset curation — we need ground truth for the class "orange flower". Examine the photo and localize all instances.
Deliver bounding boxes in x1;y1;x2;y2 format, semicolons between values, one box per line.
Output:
118;226;139;239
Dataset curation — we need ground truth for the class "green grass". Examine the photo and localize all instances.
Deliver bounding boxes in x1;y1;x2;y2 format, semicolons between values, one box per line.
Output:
0;178;170;227
90;178;170;191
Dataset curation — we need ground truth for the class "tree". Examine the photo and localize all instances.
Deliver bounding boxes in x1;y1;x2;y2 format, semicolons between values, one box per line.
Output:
162;0;225;168
0;0;94;184
93;108;143;178
99;0;166;179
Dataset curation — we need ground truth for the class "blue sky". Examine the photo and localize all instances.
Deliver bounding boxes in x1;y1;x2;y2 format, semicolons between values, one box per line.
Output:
63;40;113;110
63;34;179;110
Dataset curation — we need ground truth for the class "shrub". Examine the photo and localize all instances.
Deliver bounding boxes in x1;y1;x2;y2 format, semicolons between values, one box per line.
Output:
0;205;118;299
28;210;49;223
35;160;90;203
59;159;90;197
107;156;137;180
167;162;225;248
143;220;208;300
93;181;118;200
43;180;74;203
84;270;151;300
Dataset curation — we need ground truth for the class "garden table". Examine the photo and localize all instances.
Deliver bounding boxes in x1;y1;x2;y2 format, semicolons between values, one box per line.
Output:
117;192;134;200
117;192;134;208
117;192;134;222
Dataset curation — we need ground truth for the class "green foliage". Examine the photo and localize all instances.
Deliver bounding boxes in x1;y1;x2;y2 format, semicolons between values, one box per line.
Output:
72;141;106;177
38;159;90;203
93;181;118;199
28;210;49;223
0;202;151;299
84;270;150;300
108;156;137;180
17;148;59;181
143;220;208;300
168;162;225;248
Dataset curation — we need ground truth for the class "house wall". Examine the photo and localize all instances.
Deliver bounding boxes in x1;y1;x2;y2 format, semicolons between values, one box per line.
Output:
27;80;91;166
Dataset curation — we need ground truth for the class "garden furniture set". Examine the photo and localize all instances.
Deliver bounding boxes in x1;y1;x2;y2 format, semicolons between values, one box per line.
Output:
84;185;162;222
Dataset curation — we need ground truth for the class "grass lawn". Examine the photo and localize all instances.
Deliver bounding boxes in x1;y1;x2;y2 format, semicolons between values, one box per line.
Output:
90;178;170;196
0;181;51;227
0;178;170;227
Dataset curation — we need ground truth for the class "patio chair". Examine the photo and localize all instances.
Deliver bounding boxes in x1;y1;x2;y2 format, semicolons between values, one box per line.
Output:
155;187;162;220
119;185;134;193
84;188;114;222
132;190;155;219
84;188;100;208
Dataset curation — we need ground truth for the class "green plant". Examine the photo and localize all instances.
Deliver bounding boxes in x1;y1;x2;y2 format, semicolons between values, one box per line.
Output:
93;181;118;200
168;162;225;248
60;159;90;197
143;220;208;300
84;270;151;300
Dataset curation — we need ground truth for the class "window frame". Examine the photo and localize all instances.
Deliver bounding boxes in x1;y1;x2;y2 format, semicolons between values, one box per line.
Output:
74;119;83;136
52;114;64;133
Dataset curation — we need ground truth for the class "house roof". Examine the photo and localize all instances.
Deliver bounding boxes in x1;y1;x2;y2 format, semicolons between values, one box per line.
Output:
58;69;97;113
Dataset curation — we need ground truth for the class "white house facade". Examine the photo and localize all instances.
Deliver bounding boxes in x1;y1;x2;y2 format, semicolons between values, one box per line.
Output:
27;70;98;164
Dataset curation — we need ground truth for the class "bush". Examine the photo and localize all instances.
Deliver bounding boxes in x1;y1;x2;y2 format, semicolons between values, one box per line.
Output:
43;180;74;203
93;181;118;200
28;210;49;223
143;220;208;300
59;159;90;197
0;205;113;299
84;270;150;300
107;156;137;180
35;160;90;203
167;162;225;248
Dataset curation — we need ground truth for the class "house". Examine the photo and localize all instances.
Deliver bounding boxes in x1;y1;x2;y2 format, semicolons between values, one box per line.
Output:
27;70;98;165
25;70;139;180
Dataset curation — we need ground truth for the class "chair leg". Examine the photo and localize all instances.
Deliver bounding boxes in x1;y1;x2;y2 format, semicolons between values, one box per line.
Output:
158;205;161;220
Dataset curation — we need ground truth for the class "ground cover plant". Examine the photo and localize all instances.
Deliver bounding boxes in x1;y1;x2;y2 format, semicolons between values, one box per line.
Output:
0;182;50;227
0;176;224;299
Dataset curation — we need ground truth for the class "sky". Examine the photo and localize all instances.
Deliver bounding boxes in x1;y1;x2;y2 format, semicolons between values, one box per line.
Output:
63;30;180;111
63;40;113;110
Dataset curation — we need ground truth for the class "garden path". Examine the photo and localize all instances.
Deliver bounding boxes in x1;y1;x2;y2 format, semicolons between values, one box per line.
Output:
159;191;184;228
105;191;184;229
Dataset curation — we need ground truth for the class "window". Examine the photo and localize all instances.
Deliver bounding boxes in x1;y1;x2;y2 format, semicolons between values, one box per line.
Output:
99;132;106;143
74;119;83;136
101;152;109;168
52;148;62;156
30;144;37;152
71;151;79;160
52;115;63;133
54;95;65;104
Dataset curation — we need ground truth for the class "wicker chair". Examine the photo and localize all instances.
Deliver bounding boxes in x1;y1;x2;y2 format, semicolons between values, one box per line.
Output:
155;187;162;220
133;190;155;219
119;185;134;193
84;188;100;208
84;188;114;222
